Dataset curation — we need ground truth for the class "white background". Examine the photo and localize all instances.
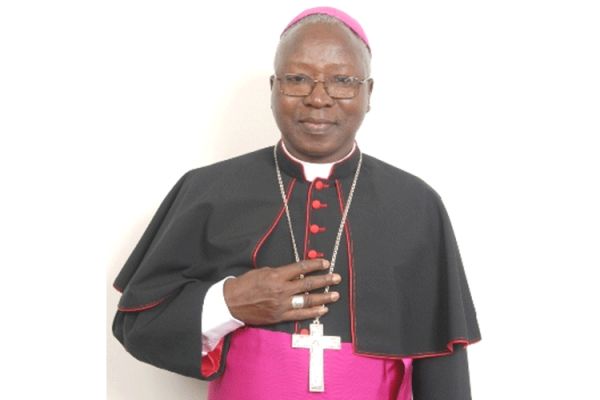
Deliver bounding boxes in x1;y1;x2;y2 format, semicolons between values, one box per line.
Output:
1;1;598;399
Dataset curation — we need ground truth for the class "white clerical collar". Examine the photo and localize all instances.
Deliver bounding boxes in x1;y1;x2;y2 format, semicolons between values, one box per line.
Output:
281;141;357;182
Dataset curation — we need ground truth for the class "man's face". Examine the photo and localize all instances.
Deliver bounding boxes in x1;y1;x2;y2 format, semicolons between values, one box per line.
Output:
271;22;373;163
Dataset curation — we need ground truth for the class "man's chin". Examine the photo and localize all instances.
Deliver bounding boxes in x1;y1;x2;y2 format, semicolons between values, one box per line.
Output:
283;133;354;163
292;145;346;163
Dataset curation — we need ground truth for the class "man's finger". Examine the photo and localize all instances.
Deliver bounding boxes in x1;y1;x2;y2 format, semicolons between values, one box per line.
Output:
290;292;340;309
280;259;330;280
281;305;329;322
290;272;341;294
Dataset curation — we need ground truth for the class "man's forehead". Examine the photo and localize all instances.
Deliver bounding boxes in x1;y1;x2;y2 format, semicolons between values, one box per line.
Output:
275;22;371;74
281;7;370;54
280;22;363;53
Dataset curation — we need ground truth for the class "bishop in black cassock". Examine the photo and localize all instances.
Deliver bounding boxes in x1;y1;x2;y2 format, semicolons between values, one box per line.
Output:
113;7;480;399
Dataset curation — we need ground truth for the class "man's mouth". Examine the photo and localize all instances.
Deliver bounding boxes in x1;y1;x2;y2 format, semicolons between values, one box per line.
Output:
299;118;336;132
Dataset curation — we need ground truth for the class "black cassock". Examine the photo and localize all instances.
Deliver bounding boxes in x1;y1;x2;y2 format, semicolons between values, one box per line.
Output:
113;142;481;399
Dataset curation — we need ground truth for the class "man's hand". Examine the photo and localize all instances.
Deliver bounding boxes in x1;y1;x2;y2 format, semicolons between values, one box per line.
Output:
223;259;341;325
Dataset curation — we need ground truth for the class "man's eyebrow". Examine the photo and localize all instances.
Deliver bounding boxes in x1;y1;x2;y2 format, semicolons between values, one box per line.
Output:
280;61;355;70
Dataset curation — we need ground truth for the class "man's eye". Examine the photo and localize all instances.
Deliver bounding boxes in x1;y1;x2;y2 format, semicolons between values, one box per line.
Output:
285;75;309;84
333;76;354;85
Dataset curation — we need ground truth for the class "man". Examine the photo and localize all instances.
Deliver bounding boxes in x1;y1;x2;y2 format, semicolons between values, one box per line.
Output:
113;7;480;399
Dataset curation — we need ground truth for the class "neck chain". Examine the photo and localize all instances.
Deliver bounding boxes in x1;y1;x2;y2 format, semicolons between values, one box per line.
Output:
273;144;363;323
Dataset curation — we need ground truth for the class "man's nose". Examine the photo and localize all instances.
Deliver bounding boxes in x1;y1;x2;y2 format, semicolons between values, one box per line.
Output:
303;81;335;108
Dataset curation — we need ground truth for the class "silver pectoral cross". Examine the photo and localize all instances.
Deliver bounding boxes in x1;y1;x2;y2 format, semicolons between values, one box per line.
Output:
292;321;341;392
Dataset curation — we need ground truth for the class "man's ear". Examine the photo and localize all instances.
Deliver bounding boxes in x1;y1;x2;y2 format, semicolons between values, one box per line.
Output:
270;75;275;91
366;78;374;112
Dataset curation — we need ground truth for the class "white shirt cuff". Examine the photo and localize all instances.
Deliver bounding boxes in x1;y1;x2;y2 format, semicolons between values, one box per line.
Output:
201;277;245;355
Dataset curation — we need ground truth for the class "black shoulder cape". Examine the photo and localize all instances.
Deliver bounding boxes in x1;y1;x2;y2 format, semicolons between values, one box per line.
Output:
113;143;480;379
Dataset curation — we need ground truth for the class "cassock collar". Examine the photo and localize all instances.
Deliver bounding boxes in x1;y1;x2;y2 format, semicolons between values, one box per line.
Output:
275;140;361;181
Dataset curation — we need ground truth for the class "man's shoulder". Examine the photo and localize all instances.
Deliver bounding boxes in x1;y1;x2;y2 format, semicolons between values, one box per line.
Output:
185;146;273;182
363;153;441;200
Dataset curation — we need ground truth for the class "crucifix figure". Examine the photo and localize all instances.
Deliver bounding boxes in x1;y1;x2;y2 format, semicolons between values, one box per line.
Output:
292;321;341;392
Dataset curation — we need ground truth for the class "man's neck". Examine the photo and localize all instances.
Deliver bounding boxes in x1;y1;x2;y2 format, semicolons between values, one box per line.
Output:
281;141;357;182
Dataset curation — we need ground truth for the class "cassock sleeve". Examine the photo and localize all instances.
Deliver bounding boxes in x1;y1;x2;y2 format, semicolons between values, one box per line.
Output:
112;171;232;380
112;280;228;379
412;346;472;400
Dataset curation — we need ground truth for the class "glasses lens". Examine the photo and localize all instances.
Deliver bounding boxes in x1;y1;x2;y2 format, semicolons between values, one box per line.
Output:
281;74;312;96
279;74;361;99
327;76;359;99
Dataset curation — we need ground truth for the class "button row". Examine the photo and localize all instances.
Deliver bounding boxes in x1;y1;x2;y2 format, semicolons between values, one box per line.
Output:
310;224;326;234
314;180;331;191
306;180;331;262
312;200;327;209
307;250;324;259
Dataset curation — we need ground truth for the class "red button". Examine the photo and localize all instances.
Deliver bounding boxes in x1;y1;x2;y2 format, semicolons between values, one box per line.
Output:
307;250;323;259
310;224;320;234
300;328;309;335
315;181;324;190
312;200;327;209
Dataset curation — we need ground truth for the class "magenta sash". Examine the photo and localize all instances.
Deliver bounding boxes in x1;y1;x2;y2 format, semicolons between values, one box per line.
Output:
208;327;413;400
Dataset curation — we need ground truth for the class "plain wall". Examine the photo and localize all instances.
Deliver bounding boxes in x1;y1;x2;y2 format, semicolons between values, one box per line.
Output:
1;1;598;399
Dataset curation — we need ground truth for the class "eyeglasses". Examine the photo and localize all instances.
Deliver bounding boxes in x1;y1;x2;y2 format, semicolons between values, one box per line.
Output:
273;73;370;99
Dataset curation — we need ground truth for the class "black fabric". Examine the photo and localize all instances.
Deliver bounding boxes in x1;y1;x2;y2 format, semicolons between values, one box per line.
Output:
112;142;480;385
413;346;472;400
113;280;231;380
349;158;481;357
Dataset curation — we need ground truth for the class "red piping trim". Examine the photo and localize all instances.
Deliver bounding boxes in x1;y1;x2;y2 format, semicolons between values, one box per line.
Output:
335;180;357;351
294;180;315;335
302;181;315;259
251;178;297;268
344;203;356;350
354;337;482;360
113;283;124;293
117;297;167;312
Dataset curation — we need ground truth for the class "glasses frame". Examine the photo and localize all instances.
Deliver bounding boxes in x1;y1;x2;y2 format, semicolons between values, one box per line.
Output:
272;73;371;99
